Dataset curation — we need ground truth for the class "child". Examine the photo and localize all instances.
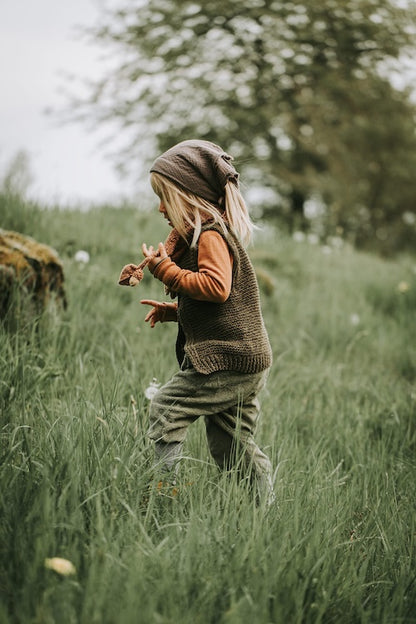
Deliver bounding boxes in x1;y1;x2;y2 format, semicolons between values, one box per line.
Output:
120;139;274;502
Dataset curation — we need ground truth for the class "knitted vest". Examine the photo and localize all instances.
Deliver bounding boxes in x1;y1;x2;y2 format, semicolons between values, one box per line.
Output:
175;225;272;374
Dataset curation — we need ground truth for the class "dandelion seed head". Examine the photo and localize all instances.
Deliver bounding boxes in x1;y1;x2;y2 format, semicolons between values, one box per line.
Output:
350;313;360;326
398;281;410;293
402;211;416;226
307;233;319;245
145;378;160;400
74;250;90;264
328;236;344;249
293;230;305;243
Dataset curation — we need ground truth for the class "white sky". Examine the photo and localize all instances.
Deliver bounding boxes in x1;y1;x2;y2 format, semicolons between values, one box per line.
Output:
0;0;136;206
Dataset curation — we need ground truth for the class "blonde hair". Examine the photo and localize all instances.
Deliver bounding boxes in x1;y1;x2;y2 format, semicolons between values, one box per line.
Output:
150;172;254;247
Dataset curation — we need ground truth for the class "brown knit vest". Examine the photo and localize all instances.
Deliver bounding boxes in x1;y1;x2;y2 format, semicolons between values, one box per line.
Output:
175;225;272;374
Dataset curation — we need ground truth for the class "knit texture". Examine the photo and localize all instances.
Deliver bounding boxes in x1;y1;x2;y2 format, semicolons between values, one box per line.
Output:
150;140;239;205
175;225;272;375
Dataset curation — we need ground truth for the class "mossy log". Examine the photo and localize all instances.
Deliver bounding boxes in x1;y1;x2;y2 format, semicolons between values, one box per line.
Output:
0;229;67;318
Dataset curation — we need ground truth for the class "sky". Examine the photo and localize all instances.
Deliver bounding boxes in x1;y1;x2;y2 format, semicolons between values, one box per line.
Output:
0;0;135;206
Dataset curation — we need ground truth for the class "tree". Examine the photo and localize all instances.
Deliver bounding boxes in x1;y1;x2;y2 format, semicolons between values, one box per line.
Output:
1;150;33;198
74;0;416;250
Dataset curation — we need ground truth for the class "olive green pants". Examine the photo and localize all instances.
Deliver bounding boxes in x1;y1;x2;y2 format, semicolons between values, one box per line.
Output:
148;360;273;495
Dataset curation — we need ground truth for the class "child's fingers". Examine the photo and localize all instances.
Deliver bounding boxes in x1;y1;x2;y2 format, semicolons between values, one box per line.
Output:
141;243;155;257
157;242;168;258
141;299;161;307
141;299;165;327
144;309;155;322
145;312;158;327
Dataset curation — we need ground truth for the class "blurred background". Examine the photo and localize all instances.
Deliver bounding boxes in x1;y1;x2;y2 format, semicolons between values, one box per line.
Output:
0;0;130;206
1;0;416;254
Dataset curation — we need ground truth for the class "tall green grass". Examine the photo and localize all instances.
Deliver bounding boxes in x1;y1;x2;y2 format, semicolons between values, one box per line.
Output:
1;201;415;623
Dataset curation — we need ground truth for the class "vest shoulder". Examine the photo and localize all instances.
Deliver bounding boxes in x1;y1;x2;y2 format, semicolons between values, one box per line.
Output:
200;222;242;250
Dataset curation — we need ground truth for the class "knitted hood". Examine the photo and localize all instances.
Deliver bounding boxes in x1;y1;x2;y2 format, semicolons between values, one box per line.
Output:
150;139;239;205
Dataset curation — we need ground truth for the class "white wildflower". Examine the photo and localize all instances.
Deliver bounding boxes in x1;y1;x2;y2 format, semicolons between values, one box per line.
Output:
402;211;416;226
328;236;344;249
293;230;305;243
307;233;319;245
145;378;160;400
350;313;360;326
398;281;410;293
45;557;76;576
321;245;332;255
74;250;90;264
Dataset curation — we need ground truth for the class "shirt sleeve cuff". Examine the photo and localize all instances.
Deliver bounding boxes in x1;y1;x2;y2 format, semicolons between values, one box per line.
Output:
149;256;170;275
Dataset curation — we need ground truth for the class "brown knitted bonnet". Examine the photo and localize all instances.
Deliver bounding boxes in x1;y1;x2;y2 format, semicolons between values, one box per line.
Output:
149;139;239;205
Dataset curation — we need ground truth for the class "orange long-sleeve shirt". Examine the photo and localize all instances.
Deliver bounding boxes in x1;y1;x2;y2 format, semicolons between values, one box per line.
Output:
152;230;233;303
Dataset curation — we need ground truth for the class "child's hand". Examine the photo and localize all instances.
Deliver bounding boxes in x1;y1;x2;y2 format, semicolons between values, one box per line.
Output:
141;242;168;272
142;243;168;266
141;299;177;327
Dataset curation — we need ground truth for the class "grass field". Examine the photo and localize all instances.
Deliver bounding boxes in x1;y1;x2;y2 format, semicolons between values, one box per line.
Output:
1;197;415;623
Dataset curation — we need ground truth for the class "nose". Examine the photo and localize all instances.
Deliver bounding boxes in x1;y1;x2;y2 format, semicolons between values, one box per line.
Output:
159;202;167;215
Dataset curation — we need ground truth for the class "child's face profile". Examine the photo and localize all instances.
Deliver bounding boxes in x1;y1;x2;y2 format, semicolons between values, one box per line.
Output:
158;201;173;227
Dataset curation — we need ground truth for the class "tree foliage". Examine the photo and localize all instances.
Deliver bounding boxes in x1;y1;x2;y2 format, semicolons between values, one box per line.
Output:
79;0;416;252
